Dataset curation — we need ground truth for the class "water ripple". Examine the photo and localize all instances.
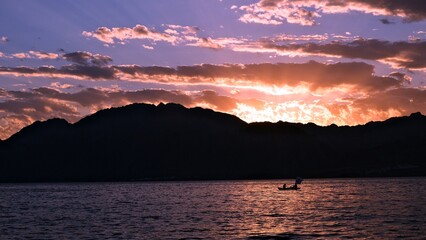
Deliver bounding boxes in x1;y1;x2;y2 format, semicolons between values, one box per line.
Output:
0;178;425;239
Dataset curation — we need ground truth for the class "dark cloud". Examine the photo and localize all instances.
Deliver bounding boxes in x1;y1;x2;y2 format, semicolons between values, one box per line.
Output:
1;60;408;91
0;93;80;120
195;90;237;111
380;18;395;24
25;88;193;108
238;0;426;26
259;0;281;8
0;66;37;74
264;39;426;70
59;65;115;79
0;51;115;79
63;51;112;66
133;25;149;35
0;65;115;80
114;65;176;76
116;89;193;106
354;0;426;22
117;61;407;91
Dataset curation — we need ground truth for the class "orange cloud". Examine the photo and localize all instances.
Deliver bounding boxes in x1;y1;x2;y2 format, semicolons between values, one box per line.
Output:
351;88;426;116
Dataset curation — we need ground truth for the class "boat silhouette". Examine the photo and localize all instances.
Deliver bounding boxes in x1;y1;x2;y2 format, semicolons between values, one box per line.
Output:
277;186;300;191
278;177;302;190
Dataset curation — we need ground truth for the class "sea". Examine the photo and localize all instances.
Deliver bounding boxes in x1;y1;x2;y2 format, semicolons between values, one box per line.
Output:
1;178;425;239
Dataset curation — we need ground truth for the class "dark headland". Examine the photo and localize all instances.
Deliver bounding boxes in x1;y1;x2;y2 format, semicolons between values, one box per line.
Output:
0;103;425;182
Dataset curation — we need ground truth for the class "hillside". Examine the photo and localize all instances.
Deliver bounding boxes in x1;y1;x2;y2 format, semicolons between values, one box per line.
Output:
0;103;425;182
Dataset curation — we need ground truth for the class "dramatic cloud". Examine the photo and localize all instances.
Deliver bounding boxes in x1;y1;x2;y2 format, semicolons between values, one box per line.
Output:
0;51;116;79
81;23;426;72
236;0;426;26
257;39;426;70
110;61;410;92
195;90;237;111
326;87;426;124
238;1;320;26
82;24;422;72
0;65;115;80
352;88;426;115
0;61;408;91
2;1;425;148
63;51;112;66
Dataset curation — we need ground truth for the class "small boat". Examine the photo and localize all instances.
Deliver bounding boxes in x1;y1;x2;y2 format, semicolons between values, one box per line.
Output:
277;186;300;191
278;177;303;191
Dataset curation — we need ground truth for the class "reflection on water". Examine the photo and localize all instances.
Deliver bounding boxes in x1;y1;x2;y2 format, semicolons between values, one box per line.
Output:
0;178;425;239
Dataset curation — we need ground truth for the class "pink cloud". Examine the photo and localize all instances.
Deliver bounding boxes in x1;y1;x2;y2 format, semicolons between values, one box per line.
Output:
82;23;246;52
2;51;59;60
187;37;225;49
28;51;59;59
11;53;31;59
82;24;178;45
236;0;426;26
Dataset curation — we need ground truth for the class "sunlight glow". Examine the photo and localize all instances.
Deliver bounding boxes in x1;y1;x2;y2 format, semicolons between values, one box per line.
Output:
232;102;335;125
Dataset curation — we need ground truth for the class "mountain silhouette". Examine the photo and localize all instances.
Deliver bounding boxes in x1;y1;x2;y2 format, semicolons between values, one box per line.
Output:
0;103;425;182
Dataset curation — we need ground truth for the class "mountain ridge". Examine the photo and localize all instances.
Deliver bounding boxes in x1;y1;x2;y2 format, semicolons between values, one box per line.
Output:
5;103;424;142
1;103;425;182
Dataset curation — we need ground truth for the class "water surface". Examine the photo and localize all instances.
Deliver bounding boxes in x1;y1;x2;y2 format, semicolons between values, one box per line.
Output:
1;178;425;239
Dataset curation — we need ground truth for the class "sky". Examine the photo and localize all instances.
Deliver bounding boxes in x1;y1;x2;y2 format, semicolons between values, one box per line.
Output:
0;0;425;140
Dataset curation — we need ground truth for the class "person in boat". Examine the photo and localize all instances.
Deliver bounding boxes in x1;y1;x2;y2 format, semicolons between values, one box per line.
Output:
282;184;287;189
292;183;298;189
